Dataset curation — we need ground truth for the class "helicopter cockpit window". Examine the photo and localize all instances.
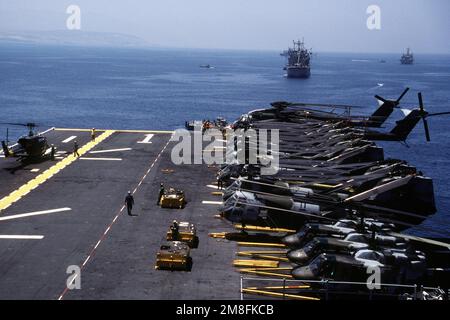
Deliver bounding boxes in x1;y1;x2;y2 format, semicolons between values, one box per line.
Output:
303;240;318;255
335;220;355;228
309;254;327;274
358;251;385;263
345;234;366;243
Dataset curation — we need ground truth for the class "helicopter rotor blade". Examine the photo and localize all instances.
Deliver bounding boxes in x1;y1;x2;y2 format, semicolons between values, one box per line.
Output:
0;122;29;127
395;87;410;104
284;102;366;109
423;118;431;142
418;92;431;142
426;111;450;117
374;95;388;104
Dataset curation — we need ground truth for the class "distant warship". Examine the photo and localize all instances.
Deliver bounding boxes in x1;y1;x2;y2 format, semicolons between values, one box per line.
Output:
283;40;312;78
401;48;414;65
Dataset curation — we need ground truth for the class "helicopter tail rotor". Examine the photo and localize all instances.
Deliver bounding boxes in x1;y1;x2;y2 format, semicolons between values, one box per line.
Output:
374;87;409;106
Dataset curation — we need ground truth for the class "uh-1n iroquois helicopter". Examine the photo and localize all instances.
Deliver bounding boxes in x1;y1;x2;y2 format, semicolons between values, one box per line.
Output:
1;122;54;162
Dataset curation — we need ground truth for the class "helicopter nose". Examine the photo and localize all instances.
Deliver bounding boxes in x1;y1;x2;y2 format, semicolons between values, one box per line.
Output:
291;266;316;280
287;249;309;264
281;234;302;247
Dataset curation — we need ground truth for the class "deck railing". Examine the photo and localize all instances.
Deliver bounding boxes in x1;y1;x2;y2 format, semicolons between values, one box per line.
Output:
240;276;447;301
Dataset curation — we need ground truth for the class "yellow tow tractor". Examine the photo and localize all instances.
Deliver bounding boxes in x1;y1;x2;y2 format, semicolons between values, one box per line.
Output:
160;188;186;209
155;241;192;271
166;221;199;248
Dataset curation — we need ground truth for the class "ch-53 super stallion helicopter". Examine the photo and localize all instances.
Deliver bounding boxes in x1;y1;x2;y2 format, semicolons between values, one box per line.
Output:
1;122;54;162
266;87;411;128
238;92;450;144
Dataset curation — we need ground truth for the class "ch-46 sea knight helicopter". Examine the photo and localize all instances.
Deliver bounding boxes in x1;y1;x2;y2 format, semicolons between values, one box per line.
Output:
1;122;53;162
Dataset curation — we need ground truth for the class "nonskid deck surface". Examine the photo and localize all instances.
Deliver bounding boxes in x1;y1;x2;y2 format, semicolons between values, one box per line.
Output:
0;128;238;299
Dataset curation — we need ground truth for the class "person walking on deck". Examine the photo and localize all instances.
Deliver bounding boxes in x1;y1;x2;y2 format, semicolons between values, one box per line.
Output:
125;191;135;216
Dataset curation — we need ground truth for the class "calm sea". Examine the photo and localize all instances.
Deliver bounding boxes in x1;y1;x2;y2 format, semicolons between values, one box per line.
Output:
0;43;449;237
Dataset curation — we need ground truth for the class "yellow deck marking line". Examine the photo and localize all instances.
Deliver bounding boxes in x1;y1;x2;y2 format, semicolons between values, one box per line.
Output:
55;128;173;134
0;131;115;213
241;288;319;301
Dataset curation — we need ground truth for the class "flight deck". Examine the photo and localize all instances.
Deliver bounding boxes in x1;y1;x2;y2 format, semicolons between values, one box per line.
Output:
0;128;239;300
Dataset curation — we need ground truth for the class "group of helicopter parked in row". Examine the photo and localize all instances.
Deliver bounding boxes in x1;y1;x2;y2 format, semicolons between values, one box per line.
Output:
212;88;450;297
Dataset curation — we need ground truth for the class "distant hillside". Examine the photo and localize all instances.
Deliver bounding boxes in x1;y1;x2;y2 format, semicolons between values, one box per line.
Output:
0;30;153;48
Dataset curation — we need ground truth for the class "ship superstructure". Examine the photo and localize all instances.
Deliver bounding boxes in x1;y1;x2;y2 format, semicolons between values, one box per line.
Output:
284;39;312;78
401;48;414;65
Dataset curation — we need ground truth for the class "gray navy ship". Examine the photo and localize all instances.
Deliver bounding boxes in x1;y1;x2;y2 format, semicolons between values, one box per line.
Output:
283;39;312;78
401;47;414;64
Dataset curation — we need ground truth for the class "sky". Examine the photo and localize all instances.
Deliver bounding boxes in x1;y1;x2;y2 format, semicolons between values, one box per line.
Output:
0;0;449;53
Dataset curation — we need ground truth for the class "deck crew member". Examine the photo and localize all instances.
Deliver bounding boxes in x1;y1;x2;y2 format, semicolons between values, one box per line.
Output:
91;128;96;141
73;141;80;157
217;175;223;190
171;220;179;240
50;144;56;160
157;183;165;205
125;191;135;216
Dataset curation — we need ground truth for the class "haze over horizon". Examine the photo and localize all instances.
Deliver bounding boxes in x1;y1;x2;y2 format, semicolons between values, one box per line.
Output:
0;0;449;54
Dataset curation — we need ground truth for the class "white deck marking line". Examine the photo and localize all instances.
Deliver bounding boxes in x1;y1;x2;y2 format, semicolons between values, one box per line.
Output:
58;139;171;301
79;157;122;161
0;155;5;158
62;136;77;143
0;235;44;240
207;184;219;189
82;256;90;267
93;240;102;250
202;201;223;205
137;134;154;144
89;148;132;154
30;169;40;173
0;208;72;222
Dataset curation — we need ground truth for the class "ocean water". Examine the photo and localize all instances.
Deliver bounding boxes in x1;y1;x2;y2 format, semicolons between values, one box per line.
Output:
0;43;449;237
